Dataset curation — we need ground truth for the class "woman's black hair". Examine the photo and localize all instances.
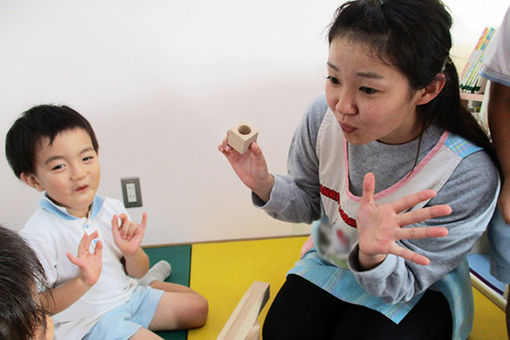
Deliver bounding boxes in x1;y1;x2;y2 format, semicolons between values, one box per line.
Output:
328;0;497;164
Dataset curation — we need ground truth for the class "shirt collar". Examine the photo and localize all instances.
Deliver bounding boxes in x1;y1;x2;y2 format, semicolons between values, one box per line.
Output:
39;194;105;220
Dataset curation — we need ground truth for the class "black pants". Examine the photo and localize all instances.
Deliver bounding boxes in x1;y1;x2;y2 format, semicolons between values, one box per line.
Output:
263;274;452;340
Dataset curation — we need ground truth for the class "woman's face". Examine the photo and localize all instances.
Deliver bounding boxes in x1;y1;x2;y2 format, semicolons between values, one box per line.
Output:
325;36;427;145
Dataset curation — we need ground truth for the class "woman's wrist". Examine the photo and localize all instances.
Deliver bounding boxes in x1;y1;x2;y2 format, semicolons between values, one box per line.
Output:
253;174;274;203
357;251;387;271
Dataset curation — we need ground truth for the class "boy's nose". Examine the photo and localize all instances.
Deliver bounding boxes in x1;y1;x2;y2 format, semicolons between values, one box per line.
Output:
70;165;87;180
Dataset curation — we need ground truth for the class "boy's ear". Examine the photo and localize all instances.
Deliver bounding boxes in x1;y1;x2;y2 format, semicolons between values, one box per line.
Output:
415;73;446;105
20;173;44;192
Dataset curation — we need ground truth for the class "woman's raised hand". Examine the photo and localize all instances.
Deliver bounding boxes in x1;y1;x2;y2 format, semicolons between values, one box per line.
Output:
218;136;274;202
356;172;451;269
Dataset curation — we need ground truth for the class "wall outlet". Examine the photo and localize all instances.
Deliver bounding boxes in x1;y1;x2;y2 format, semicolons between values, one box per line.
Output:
121;177;143;208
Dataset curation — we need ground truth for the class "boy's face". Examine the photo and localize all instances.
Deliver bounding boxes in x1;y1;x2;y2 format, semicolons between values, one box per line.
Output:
21;128;100;218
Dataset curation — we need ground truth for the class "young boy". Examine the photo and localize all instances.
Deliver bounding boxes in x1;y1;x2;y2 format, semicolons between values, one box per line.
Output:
0;224;53;340
5;105;208;339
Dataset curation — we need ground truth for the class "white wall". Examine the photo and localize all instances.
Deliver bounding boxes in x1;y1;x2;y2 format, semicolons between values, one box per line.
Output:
0;1;507;245
448;1;508;69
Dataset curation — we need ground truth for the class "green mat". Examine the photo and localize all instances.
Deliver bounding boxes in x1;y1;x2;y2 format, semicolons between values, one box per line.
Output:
143;244;191;340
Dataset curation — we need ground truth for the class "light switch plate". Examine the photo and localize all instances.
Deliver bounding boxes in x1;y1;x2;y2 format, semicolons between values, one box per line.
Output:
121;177;143;208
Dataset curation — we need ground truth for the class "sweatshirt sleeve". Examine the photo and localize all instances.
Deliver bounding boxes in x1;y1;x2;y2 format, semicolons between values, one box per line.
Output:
252;93;328;224
348;150;500;303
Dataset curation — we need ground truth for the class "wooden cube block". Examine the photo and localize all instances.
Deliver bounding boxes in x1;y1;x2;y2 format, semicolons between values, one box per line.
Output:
227;122;258;154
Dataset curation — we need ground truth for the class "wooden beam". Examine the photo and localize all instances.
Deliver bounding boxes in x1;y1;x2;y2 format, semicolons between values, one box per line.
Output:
217;281;270;340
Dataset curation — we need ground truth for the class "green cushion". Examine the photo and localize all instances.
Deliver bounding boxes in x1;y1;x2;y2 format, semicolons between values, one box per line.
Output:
144;245;191;340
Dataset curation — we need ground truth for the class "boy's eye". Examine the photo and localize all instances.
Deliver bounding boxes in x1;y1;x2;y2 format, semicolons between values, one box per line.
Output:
83;156;94;162
360;86;378;95
51;164;65;171
326;75;340;85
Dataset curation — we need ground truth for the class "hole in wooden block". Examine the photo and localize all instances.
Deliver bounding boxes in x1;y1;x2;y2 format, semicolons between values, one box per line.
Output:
227;122;258;154
238;125;251;135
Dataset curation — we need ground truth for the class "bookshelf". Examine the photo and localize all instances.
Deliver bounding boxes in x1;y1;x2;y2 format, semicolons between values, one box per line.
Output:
460;82;491;134
458;25;497;135
459;26;496;94
460;92;484;102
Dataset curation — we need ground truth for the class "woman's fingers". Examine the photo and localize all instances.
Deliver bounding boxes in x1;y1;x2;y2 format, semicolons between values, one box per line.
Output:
361;172;375;205
390;189;438;214
394;225;448;240
390;243;431;266
398;205;452;226
218;136;231;153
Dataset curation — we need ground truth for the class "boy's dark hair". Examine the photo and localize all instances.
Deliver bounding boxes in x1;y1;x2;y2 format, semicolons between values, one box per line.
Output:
328;0;496;164
5;105;99;178
0;225;49;340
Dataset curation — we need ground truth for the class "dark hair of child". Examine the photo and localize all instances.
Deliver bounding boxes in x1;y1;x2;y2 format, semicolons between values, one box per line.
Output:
5;104;99;178
0;225;50;340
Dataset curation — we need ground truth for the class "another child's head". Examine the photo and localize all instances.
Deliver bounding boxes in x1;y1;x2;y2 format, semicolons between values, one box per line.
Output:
6;105;100;218
326;0;492;152
0;225;53;340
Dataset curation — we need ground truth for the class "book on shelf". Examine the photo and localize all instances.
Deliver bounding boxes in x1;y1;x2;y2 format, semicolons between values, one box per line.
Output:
459;26;497;94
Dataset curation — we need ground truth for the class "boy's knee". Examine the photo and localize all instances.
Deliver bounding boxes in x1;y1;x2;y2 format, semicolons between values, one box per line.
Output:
190;294;208;327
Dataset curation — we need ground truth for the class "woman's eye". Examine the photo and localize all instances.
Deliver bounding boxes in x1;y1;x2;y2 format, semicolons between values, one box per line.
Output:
326;76;340;85
360;86;377;95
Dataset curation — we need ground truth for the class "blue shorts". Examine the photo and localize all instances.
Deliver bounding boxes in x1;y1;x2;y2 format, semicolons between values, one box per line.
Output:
84;285;164;340
488;207;510;284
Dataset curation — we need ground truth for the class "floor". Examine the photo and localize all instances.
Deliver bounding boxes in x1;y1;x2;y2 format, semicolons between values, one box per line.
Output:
143;236;506;339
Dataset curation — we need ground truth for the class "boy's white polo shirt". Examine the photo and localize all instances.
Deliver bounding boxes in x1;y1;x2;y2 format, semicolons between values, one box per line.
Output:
21;195;138;340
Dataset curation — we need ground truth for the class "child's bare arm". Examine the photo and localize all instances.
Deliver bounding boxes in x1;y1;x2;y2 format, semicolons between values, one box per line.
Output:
43;231;103;314
123;247;150;278
488;82;510;223
111;213;149;278
40;276;94;315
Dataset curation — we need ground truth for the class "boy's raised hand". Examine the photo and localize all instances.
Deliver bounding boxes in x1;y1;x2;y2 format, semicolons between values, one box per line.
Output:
218;137;274;202
356;173;451;269
66;230;103;287
111;213;147;256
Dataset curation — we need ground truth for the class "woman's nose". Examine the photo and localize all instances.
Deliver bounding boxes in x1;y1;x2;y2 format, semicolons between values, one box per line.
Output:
335;90;357;116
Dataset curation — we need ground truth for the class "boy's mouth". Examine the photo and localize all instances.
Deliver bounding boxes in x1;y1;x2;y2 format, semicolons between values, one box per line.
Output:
76;185;88;192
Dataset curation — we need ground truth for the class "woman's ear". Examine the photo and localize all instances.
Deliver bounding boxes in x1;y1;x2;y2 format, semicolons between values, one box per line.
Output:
20;173;44;192
416;73;446;105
